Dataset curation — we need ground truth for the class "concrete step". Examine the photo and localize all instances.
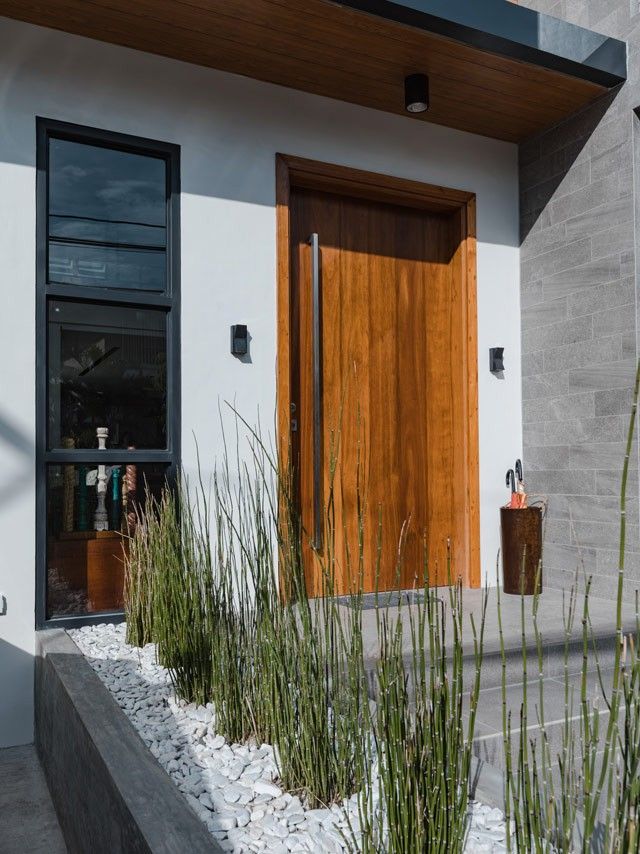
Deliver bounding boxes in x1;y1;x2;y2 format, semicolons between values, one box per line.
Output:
356;585;634;693
470;667;617;780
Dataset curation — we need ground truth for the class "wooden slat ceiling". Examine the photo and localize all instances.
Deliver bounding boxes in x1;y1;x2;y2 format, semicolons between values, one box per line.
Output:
0;0;616;142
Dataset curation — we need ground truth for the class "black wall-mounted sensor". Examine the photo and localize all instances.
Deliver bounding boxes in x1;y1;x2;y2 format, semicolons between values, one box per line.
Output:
489;347;504;373
231;324;248;357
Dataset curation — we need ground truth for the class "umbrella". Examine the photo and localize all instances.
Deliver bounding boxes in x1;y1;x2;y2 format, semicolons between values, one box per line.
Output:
507;460;527;509
515;458;523;483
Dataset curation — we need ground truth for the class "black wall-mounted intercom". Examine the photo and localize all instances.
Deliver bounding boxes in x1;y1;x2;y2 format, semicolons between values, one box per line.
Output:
489;347;504;374
231;324;248;357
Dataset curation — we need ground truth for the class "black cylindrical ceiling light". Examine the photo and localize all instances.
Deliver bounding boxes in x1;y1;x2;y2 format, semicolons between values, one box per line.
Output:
404;73;429;114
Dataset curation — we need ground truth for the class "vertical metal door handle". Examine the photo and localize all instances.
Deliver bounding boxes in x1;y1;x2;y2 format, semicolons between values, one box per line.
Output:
309;233;323;550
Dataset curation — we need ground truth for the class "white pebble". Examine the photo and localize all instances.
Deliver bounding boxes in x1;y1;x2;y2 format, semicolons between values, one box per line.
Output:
254;780;282;799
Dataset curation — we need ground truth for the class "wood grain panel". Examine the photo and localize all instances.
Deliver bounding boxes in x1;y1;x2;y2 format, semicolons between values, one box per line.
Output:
277;156;480;593
0;0;608;141
282;156;473;213
461;198;480;588
286;178;476;594
49;531;126;611
36;0;574;128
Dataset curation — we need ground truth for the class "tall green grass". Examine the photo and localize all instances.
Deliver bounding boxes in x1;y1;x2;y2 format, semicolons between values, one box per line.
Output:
614;594;640;852
354;575;487;853
123;412;486;844
502;358;640;853
121;367;640;851
150;483;216;706
123;507;156;648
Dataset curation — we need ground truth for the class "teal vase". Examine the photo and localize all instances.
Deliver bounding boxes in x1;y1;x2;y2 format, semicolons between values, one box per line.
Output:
110;467;122;531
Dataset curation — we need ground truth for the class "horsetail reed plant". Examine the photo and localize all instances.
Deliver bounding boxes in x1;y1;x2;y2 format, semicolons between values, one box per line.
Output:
500;555;614;852
259;422;373;806
501;358;640;852
352;571;488;853
496;570;515;853
614;593;640;852
123;406;487;835
496;555;567;848
207;411;372;804
209;423;280;744
262;585;371;806
123;501;156;648
502;565;624;853
124;380;640;851
151;482;217;707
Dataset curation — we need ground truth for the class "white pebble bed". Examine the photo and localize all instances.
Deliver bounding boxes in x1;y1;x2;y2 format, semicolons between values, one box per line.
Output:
69;623;508;853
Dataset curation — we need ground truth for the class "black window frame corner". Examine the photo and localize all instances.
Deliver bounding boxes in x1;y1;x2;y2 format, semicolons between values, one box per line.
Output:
35;118;181;630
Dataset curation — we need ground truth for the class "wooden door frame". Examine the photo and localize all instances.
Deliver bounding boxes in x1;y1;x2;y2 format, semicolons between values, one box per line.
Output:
275;153;480;589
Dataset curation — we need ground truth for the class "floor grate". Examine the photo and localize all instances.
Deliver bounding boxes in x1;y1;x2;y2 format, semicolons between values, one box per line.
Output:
337;590;427;611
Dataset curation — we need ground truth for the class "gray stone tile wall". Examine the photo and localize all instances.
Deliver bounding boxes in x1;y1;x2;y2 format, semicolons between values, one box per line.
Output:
518;0;640;596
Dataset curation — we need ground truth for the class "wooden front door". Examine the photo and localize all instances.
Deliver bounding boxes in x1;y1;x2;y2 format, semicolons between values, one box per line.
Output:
279;158;479;596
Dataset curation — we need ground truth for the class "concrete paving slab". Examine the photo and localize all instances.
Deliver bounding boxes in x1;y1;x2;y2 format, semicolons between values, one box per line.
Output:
0;744;67;854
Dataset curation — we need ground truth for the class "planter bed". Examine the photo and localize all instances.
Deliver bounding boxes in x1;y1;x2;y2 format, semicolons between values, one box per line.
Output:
35;628;218;854
67;623;510;853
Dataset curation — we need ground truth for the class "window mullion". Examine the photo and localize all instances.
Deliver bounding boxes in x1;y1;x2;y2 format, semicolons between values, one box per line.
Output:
44;449;172;464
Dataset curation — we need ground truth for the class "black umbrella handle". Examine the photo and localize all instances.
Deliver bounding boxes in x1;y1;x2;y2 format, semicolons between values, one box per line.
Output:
515;459;523;482
506;469;516;493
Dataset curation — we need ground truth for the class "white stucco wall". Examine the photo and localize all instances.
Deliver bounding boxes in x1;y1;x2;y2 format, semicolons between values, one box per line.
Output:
0;16;521;747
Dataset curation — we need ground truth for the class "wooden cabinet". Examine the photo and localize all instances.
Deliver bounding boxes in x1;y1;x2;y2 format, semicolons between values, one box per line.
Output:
48;530;127;612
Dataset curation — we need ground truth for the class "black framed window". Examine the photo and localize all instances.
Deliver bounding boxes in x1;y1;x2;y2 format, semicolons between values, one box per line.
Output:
36;119;180;628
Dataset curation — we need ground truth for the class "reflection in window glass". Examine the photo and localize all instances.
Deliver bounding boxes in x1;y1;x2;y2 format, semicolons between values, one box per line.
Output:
48;300;167;450
46;463;167;618
48;242;166;291
48;139;167;290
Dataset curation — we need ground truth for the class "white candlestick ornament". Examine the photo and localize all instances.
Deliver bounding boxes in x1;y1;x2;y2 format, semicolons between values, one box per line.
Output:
94;426;109;531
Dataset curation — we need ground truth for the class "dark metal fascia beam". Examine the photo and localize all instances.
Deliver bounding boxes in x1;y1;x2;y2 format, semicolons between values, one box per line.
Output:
337;0;627;88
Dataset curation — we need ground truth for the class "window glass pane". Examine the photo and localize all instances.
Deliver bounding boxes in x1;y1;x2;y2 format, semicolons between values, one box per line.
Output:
48;300;167;450
49;241;166;290
49;214;164;247
47;463;167;618
48;138;167;291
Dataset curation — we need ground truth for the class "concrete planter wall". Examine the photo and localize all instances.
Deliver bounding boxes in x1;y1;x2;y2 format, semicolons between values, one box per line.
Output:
35;629;220;853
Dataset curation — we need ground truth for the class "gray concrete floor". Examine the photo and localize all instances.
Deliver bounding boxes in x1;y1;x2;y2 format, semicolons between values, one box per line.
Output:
0;744;67;854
